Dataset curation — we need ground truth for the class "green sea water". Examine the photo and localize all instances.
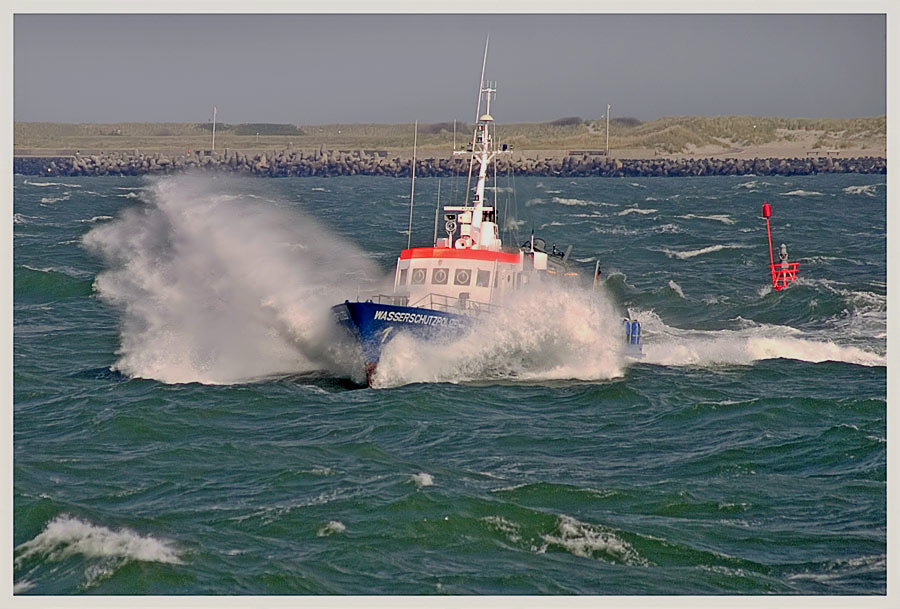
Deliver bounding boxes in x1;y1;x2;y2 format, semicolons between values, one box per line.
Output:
13;172;886;595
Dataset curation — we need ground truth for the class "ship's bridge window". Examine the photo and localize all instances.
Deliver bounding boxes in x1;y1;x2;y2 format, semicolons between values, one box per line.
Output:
411;268;427;285
432;267;449;285
398;268;408;285
476;269;491;288
454;268;472;286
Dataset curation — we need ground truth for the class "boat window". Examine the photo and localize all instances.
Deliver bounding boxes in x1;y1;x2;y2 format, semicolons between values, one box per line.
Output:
411;268;427;285
476;269;491;287
432;268;449;285
454;268;472;286
398;268;408;285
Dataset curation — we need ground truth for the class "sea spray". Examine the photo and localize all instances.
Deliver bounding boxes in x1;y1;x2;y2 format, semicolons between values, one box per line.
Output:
374;283;627;387
83;174;385;384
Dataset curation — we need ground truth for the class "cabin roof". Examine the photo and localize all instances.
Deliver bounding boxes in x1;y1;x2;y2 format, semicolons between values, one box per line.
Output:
400;247;521;264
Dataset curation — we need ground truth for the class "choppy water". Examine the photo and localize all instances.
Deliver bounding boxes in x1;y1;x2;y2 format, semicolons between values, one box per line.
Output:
13;172;886;595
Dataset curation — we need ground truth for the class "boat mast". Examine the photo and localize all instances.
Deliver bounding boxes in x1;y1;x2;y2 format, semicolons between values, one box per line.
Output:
464;36;489;209
448;37;508;251
407;120;418;249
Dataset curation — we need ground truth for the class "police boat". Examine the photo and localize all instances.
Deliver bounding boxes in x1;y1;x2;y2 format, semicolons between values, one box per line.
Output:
332;51;642;386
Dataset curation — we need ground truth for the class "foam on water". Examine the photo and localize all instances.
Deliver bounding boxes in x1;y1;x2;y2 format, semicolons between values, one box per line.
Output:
374;284;626;387
14;515;182;566
83;174;385;384
539;515;647;566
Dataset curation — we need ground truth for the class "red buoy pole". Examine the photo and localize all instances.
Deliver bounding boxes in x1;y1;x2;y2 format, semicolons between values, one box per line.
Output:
762;201;774;267
762;202;778;289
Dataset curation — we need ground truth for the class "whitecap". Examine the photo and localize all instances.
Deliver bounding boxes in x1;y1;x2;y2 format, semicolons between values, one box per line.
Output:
411;472;434;488
13;579;35;593
14;515;182;566
781;189;823;197
317;520;346;536
661;244;748;259
24;180;82;188
842;184;877;197
667;280;685;299
676;213;736;225
79;215;115;224
40;193;71;204
617;207;657;216
551;196;590;206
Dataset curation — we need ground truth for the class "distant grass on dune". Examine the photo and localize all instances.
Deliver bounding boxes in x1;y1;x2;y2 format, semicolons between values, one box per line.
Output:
13;115;886;155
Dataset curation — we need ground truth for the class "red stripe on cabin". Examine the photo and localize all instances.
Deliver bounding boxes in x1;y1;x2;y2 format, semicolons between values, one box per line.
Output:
400;247;521;264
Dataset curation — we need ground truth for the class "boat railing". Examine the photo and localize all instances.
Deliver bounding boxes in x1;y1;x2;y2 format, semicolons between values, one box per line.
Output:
364;293;499;316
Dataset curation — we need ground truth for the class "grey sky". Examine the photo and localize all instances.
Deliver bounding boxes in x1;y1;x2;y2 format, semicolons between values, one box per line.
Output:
13;13;886;124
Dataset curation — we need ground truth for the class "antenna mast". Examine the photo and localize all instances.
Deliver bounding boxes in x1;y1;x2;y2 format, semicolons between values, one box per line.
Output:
407;120;418;249
465;36;490;206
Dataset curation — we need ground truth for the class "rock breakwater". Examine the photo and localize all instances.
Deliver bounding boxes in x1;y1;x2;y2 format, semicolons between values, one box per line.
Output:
14;149;886;178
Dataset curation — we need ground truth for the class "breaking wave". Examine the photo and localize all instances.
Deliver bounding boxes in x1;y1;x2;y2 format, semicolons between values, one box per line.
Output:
15;515;182;566
634;310;885;368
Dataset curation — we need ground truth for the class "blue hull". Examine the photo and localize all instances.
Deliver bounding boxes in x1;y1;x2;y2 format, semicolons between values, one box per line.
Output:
332;300;469;383
332;300;643;384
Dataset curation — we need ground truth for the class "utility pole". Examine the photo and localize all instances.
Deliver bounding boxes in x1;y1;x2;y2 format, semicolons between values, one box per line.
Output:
212;106;217;152
605;103;610;156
